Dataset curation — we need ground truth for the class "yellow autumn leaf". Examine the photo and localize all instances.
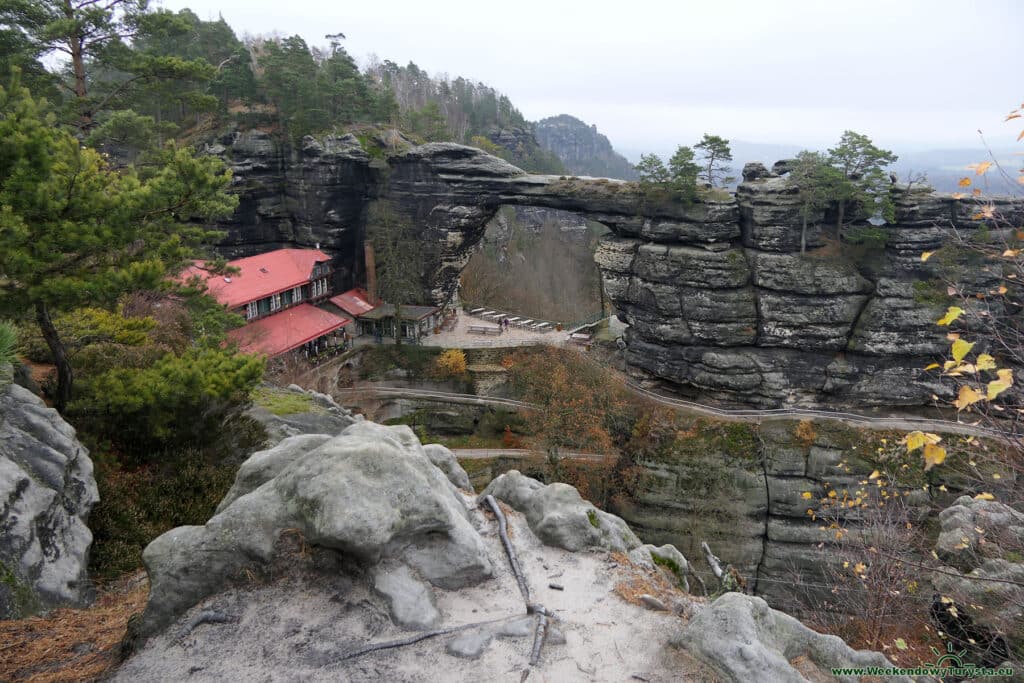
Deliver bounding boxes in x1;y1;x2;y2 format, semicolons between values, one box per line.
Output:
998;285;1008;295
958;177;972;187
924;362;941;371
937;306;965;326
987;376;1012;400
975;354;996;371
868;470;880;480
974;492;995;501
923;443;946;471
920;251;934;262
853;562;867;575
954;385;984;411
801;491;813;499
1003;249;1020;257
973;161;993;176
951;338;974;362
904;431;926;452
972;188;982;197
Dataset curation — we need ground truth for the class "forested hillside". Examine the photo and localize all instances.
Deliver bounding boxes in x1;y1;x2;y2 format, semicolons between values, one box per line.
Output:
0;4;566;171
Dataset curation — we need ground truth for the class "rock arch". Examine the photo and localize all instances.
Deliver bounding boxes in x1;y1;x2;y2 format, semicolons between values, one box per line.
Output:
215;135;1024;408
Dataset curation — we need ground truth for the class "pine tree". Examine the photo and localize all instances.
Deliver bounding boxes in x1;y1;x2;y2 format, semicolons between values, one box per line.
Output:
0;77;237;409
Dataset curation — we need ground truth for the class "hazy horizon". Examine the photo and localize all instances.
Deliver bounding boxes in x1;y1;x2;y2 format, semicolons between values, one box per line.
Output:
156;0;1022;155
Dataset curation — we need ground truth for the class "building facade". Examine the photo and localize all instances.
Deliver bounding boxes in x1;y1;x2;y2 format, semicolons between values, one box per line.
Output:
179;249;352;357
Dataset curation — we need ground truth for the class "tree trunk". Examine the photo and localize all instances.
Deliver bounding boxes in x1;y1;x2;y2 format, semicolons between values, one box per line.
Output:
36;301;73;412
835;202;845;239
63;1;91;129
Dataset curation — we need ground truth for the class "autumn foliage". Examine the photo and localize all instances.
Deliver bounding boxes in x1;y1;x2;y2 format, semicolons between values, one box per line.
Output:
435;348;468;377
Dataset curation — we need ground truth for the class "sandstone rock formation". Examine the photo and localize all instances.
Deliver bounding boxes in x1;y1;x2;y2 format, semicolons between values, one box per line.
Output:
482;469;641;553
931;495;1024;652
674;592;911;683
119;418;902;682
611;418;937;612
210;134;1024;407
136;421;489;639
245;383;358;447
0;376;98;618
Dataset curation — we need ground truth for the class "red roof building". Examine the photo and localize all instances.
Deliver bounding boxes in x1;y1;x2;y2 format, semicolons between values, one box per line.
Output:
180;249;333;312
227;304;350;357
329;287;377;318
180;248;350;358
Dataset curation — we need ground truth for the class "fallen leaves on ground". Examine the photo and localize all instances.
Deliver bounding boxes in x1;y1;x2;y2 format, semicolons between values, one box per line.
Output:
0;572;148;683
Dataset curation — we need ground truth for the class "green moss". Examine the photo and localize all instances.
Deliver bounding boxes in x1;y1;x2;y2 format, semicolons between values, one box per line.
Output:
0;560;39;619
651;553;680;575
912;280;951;307
587;509;600;528
252;387;317;416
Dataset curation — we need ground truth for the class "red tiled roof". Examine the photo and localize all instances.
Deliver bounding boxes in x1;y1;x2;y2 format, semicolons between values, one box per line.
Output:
227;304;350;357
329;288;376;317
179;249;331;309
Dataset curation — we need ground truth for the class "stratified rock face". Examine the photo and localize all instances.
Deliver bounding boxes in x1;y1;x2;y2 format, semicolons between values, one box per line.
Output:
600;179;1024;408
207;130;374;291
611;419;936;614
533;114;638;180
0;380;98;618
212;133;1024;408
674;592;910;683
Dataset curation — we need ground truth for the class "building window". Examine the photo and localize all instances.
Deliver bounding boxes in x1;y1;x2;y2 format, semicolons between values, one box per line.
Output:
270;293;281;311
246;302;257;320
293;286;302;302
310;278;328;298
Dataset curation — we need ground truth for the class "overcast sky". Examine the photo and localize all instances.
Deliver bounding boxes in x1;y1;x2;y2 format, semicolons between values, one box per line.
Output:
161;0;1022;155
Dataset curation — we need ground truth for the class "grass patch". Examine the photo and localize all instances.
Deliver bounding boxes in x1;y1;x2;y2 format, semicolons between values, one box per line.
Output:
252;386;317;416
587;509;600;528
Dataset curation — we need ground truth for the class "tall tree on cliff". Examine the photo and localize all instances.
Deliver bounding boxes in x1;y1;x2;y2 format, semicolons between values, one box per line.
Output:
0;76;237;410
826;130;898;235
787;150;840;254
0;0;215;131
694;134;734;187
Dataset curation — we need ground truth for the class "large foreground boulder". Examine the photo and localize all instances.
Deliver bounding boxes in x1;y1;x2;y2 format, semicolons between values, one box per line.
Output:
0;379;98;618
674;592;910;682
121;419;904;682
136;421;492;639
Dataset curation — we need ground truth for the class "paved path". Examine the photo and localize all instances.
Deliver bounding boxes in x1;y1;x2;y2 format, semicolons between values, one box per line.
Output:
451;448;610;462
337;382;1014;441
420;312;561;349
